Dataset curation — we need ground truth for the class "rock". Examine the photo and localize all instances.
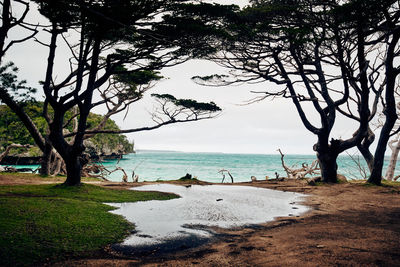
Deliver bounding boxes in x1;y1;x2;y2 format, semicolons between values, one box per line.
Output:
179;173;194;181
251;176;257;182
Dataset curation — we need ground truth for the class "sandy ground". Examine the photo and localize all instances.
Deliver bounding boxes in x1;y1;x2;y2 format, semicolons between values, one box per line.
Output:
2;174;400;266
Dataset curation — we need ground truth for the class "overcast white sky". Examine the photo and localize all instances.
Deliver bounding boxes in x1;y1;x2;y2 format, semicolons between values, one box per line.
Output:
4;0;361;155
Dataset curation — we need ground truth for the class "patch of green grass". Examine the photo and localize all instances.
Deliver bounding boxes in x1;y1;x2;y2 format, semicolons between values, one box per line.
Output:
381;180;400;187
360;180;400;188
0;183;178;266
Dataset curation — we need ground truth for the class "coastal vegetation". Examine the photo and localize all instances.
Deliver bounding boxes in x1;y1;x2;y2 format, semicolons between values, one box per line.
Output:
0;103;134;159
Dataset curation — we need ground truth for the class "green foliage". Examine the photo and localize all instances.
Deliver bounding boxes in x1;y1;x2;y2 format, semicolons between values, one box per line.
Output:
0;103;46;148
151;93;221;112
115;69;162;86
0;62;37;102
0;103;133;156
0;183;178;266
86;113;134;155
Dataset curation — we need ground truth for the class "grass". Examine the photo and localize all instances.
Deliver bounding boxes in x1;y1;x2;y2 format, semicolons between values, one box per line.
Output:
1;171;102;182
0;182;178;266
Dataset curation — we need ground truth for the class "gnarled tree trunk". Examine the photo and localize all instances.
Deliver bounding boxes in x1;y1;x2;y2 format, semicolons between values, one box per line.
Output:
316;150;338;183
64;155;82;186
314;136;340;183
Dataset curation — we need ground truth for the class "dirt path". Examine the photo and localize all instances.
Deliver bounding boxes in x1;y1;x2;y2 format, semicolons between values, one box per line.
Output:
2;174;400;266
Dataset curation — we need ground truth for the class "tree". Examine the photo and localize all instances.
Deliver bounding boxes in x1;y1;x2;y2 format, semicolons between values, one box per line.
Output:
0;0;54;174
29;0;223;185
380;102;400;181
361;0;400;184
194;0;375;182
331;0;400;184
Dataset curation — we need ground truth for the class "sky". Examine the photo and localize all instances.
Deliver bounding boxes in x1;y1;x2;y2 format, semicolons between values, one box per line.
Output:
3;0;362;155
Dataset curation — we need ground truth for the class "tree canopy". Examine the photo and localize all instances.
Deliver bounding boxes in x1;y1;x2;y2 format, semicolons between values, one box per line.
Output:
193;0;400;184
0;0;225;185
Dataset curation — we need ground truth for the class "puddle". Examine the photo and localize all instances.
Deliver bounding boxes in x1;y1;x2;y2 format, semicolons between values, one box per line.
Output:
107;184;308;253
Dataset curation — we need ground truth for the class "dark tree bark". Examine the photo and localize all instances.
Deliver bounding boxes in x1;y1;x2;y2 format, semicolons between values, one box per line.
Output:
64;155;82;186
314;143;339;183
368;30;400;185
357;128;375;172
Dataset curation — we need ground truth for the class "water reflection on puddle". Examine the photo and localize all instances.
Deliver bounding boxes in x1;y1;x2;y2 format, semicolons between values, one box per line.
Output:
107;184;308;248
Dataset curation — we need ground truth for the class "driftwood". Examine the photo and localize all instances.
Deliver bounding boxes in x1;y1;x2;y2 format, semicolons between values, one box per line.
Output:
277;149;320;179
218;169;234;183
131;170;139;182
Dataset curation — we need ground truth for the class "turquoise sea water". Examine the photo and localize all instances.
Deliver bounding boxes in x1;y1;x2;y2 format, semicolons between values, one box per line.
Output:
5;150;398;182
97;150;397;182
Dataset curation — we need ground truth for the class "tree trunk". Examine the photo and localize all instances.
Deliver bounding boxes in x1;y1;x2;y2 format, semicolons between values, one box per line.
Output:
385;139;400;181
39;140;53;176
357;128;375;172
316;151;338;183
368;31;400;185
368;120;396;185
64;156;82;186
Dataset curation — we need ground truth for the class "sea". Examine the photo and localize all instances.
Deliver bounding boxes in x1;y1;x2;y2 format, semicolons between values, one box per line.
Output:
96;150;396;182
6;150;398;182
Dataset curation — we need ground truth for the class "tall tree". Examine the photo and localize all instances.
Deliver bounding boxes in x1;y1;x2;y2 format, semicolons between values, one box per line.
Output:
194;0;375;182
194;0;400;184
32;0;223;185
362;0;400;184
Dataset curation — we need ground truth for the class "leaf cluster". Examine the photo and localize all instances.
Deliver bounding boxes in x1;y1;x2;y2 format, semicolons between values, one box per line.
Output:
0;62;37;103
151;93;221;112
